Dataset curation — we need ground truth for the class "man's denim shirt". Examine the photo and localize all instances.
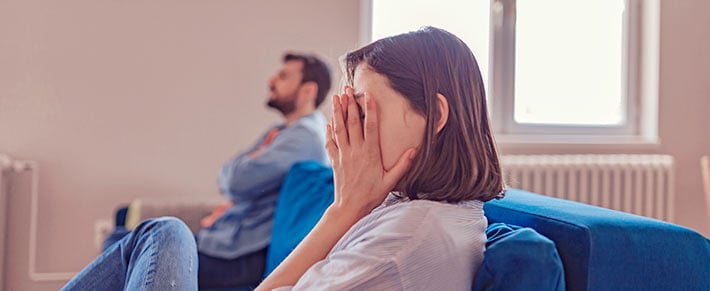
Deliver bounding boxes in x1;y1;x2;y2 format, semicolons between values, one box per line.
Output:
197;112;329;259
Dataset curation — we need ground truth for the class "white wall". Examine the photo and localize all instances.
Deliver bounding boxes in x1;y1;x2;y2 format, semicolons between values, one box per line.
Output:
1;0;709;290
0;0;359;290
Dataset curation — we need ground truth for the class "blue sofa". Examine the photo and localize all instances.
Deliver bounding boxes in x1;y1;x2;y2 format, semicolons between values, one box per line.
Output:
267;161;710;291
112;161;710;290
482;189;710;290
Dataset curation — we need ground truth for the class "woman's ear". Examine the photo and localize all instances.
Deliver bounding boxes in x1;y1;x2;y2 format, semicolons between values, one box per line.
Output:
435;93;449;133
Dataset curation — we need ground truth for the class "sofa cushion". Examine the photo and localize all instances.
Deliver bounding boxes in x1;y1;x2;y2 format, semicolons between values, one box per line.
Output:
484;189;710;291
265;161;334;276
472;223;565;291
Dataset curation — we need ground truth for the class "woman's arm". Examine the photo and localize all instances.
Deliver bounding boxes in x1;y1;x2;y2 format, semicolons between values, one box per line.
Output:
256;204;363;290
256;89;416;290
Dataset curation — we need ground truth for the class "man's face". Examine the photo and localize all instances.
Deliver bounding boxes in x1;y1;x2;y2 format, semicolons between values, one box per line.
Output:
267;60;304;115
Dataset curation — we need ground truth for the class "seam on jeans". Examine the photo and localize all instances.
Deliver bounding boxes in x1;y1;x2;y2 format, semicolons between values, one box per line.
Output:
142;234;158;289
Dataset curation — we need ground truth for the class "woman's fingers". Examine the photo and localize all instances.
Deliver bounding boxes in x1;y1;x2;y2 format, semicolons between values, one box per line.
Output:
332;95;349;149
325;123;339;164
363;93;381;159
346;90;363;145
340;88;349;121
383;148;417;190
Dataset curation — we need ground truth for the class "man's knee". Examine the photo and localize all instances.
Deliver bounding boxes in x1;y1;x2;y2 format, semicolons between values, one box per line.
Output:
136;217;193;241
154;216;192;234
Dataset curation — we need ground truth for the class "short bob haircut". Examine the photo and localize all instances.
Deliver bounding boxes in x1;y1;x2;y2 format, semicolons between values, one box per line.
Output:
345;26;505;202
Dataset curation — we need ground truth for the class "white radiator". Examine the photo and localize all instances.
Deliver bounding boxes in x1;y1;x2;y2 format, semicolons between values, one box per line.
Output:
0;154;74;284
0;154;12;290
501;154;675;221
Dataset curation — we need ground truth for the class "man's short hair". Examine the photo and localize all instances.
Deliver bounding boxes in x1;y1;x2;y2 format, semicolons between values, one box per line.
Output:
284;53;332;108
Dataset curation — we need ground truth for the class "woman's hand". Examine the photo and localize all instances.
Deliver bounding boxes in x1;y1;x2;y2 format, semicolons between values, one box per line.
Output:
326;87;417;218
256;88;416;291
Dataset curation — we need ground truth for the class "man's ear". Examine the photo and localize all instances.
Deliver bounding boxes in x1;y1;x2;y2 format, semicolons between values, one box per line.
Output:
298;81;319;103
435;93;449;133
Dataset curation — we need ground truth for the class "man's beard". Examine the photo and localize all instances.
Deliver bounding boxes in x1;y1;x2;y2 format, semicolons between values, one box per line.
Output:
266;94;297;116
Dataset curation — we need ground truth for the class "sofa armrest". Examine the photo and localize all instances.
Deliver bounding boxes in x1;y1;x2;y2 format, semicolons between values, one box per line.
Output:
125;196;225;234
484;189;710;291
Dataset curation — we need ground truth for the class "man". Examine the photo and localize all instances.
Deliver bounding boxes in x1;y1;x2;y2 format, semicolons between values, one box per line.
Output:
197;53;332;288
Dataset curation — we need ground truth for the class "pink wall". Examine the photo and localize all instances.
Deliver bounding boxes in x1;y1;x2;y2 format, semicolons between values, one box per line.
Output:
1;0;709;290
657;0;710;235
0;0;359;290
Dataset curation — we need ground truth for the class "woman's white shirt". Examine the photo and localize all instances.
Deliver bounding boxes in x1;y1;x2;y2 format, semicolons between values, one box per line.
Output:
277;193;487;291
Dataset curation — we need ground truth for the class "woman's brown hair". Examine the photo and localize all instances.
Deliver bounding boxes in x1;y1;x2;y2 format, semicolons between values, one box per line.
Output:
345;26;505;202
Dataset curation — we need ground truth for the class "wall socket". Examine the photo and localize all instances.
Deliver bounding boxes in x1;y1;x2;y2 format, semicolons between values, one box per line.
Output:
93;219;113;251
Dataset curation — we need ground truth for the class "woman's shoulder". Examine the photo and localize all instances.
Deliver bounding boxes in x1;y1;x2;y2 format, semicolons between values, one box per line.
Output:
375;195;485;224
351;197;486;247
335;197;487;281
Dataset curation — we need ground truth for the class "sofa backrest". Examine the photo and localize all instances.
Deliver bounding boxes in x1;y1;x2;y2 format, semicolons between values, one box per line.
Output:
485;189;710;291
265;161;568;291
266;161;710;290
265;161;334;276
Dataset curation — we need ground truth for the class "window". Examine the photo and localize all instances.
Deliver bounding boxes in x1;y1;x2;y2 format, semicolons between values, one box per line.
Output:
514;0;625;126
371;0;491;86
367;0;658;142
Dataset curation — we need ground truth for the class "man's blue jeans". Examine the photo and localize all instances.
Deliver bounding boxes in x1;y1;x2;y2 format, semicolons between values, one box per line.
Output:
103;227;266;289
62;217;198;291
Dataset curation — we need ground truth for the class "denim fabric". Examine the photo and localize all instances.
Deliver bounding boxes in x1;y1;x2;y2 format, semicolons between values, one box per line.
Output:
102;226;130;252
62;217;198;291
100;223;266;288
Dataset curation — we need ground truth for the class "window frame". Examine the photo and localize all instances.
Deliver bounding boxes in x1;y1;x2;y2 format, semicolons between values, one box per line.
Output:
490;0;642;137
364;0;658;143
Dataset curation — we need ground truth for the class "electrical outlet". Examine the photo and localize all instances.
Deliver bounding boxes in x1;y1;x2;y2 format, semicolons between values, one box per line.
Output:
93;219;113;251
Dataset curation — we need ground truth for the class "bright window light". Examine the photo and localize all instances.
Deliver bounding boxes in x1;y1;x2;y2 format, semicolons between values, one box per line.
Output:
371;0;491;86
514;0;626;126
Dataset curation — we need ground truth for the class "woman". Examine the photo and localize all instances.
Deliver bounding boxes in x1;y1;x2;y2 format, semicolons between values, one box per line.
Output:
62;26;504;290
257;26;504;290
